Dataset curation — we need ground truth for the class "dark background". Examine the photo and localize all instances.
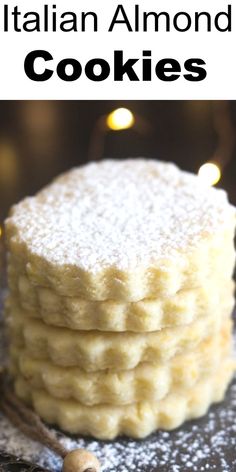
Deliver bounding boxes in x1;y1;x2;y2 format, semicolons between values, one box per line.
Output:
0;100;236;222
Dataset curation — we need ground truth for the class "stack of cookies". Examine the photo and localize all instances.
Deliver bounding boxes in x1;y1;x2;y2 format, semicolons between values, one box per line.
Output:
4;159;236;440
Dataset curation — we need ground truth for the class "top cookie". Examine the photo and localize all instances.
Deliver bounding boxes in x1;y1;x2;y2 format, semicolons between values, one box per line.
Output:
5;159;236;301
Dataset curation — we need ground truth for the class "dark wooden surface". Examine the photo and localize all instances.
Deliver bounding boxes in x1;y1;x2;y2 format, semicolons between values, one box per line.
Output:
0;453;48;472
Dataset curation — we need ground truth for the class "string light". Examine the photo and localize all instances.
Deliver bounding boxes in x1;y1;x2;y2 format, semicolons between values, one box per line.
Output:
106;108;135;131
198;162;221;186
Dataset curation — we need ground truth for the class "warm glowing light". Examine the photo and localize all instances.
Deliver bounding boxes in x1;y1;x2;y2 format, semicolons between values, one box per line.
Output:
107;108;135;131
198;162;221;186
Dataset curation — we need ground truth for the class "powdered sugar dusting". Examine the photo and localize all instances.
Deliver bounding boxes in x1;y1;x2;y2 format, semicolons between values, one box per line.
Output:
7;159;235;272
0;379;235;471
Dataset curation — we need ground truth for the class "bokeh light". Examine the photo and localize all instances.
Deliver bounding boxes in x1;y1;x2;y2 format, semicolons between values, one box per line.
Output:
106;108;135;131
198;162;221;186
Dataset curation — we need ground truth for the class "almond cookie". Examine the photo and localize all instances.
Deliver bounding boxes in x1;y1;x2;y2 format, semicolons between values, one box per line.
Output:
6;275;235;332
7;303;230;371
10;321;233;405
14;359;235;439
5;160;236;301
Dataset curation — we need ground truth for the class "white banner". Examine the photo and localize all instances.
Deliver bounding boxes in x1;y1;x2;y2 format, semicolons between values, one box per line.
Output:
0;0;235;99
